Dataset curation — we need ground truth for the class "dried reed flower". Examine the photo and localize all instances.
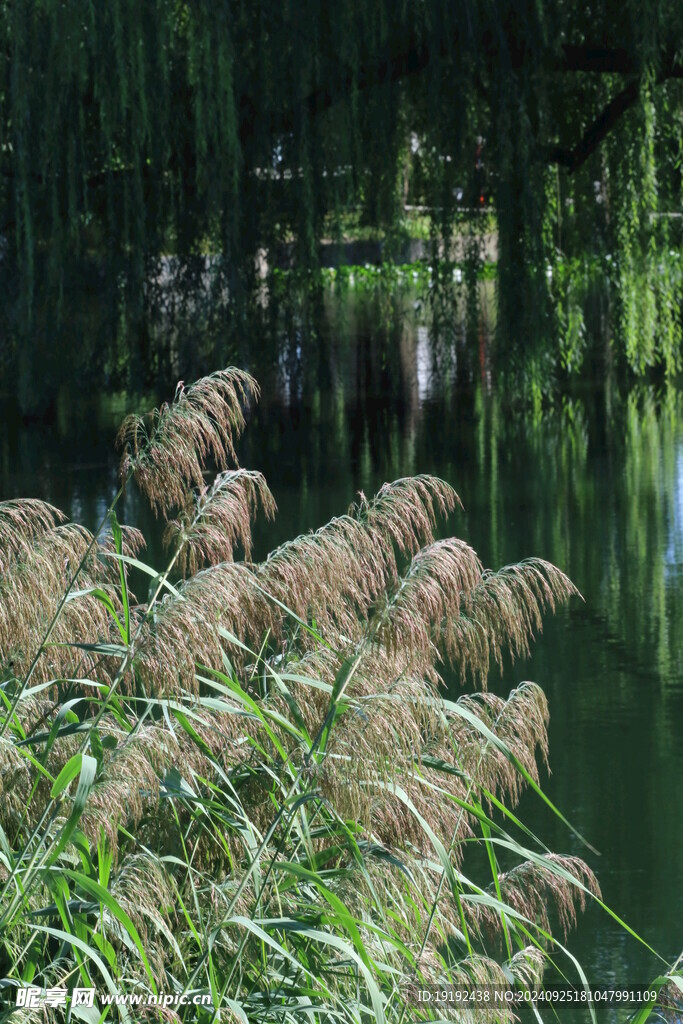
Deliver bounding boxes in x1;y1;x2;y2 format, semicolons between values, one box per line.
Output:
433;956;518;1024
352;475;461;557
507;946;546;989
443;558;580;686
0;499;65;576
0;523;124;685
108;853;177;980
276;647;473;852
0;735;33;827
134;562;275;695
116;368;258;515
97;524;147;558
390;951;520;1024
257;476;459;646
259;514;394;643
164;469;276;576
483;853;601;938
1;731;85;837
447;682;550;804
270;641;550;857
80;724;180;850
375;538;483;663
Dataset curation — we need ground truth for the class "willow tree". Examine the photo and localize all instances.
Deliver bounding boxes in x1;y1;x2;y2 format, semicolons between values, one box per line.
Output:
1;0;682;405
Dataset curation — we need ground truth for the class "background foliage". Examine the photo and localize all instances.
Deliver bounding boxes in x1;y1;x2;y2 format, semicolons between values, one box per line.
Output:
1;0;682;405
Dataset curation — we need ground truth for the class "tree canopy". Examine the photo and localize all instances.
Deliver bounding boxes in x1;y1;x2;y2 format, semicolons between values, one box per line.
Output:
1;0;682;402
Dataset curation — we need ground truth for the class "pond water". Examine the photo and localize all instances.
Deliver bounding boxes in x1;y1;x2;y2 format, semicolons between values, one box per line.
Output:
1;287;681;1012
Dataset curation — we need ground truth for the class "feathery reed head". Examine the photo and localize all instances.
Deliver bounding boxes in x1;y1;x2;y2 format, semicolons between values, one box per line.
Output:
116;368;259;515
257;475;461;646
133;561;275;695
352;474;461;556
0;520;122;683
376;538;483;664
0;499;65;576
164;469;276;576
98;523;147;558
485;854;601;938
444;557;580;686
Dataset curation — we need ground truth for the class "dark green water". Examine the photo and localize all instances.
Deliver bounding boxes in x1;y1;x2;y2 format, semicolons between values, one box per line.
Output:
1;291;681;1010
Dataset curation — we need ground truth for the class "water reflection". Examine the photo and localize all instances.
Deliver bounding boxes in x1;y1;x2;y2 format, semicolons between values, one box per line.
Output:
0;291;681;1004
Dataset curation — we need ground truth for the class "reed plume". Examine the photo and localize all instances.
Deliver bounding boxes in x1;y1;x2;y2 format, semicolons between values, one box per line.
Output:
164;469;276;575
133;561;275;695
0;521;127;685
353;475;461;556
375;538;483;664
473;853;601;939
444;558;580;685
257;476;459;645
0;499;65;575
116;368;258;515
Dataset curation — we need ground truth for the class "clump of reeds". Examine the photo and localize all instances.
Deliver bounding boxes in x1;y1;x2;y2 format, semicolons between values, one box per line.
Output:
0;367;640;1023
